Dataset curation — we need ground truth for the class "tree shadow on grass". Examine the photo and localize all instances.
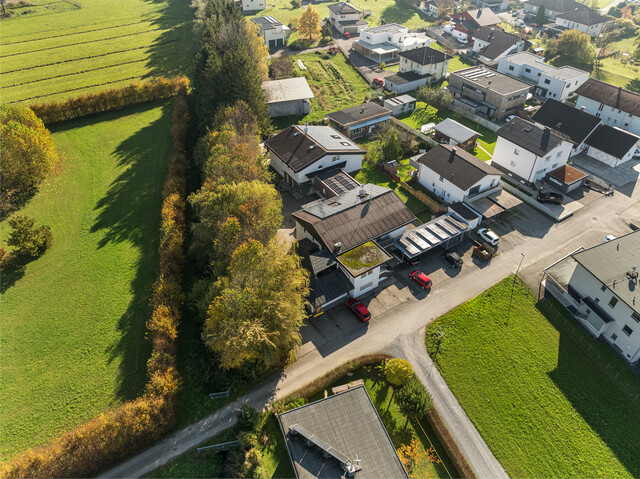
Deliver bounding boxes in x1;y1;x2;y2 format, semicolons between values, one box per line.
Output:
0;257;27;294
541;301;640;477
89;101;173;401
381;3;417;25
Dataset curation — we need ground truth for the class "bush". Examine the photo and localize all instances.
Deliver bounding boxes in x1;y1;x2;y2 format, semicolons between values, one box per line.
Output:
30;76;190;125
6;215;53;257
396;376;433;426
269;56;295;80
385;358;414;386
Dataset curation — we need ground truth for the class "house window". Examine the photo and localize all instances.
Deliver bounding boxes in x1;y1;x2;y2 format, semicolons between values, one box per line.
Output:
332;155;339;162
601;285;606;292
544;79;550;84
609;297;618;308
545;156;550;162
439;175;444;182
632;312;640;323
510;160;517;167
556;150;562;158
508;65;514;71
525;67;531;73
622;325;633;336
611;333;618;341
514;148;519;155
469;185;480;196
595;297;600;303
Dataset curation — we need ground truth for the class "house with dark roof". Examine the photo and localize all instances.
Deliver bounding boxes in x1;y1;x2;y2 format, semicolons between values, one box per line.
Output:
265;125;365;189
470;0;510;12
447;66;530;120
278;386;410;479
415;144;502;203
584;125;640;167
251;16;290;48
554;8;609;36
328;2;368;35
240;0;264;12
523;0;585;19
497;52;589;102
532;99;601;156
543;230;640;364
471;27;525;64
292;183;415;297
574;79;640;136
262;77;314;117
385;46;452;93
326;103;392;139
451;8;502;41
434;118;482;149
492;117;573;185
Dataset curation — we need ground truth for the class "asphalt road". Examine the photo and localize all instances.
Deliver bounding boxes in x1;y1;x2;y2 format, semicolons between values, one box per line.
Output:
101;184;639;479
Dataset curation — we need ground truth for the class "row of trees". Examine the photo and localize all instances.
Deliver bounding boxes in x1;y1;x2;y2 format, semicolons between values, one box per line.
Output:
191;0;309;376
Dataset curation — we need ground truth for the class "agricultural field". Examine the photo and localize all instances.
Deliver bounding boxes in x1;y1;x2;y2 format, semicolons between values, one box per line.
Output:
399;101;497;161
248;0;435;30
0;0;193;105
0;102;173;460
425;277;640;478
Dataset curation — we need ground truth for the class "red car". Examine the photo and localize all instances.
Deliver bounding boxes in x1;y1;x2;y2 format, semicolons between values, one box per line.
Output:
372;77;384;87
346;298;371;322
344;31;351;39
410;270;432;290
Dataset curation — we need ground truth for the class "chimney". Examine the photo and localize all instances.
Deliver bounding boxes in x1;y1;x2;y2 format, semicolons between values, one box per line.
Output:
541;127;550;151
361;106;365;114
580;106;586;111
304;122;309;134
449;147;457;162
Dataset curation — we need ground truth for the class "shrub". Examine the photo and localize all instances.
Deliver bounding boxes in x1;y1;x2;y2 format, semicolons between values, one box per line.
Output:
269;56;296;79
30;76;190;125
385;358;414;386
396;377;433;427
6;215;53;257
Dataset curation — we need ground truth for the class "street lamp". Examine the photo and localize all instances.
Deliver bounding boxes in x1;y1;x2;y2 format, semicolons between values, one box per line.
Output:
506;252;525;325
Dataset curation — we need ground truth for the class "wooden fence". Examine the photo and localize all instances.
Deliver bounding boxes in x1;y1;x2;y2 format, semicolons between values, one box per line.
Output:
401;181;447;214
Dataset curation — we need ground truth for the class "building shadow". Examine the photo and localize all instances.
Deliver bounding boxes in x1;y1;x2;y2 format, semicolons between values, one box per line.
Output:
540;301;640;477
89;101;173;401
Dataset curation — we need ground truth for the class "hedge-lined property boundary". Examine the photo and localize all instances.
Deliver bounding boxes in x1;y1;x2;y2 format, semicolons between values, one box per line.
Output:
28;76;189;124
0;88;190;479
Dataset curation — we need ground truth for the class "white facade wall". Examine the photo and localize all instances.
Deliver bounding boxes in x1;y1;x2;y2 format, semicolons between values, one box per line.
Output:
399;56;449;80
584;144;637;167
417;164;501;203
386;78;428;94
575;95;640;136
330;10;363;34
261;25;288;47
554;17;605;37
452;29;469;42
268;150;364;186
242;0;265;11
361;27;408;46
492;136;573;183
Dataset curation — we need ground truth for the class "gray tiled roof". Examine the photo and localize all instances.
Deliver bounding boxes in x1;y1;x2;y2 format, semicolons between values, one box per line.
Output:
326;103;392;127
585;125;640;159
575;79;640;118
328;1;361;14
416;144;501;190
397;46;451;65
526;0;584;13
278;386;409;479
532;99;601;144
497;117;564;156
473;27;520;60
555;7;607;24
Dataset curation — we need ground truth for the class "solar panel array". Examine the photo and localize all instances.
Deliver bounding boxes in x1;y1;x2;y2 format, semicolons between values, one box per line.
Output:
396;214;470;258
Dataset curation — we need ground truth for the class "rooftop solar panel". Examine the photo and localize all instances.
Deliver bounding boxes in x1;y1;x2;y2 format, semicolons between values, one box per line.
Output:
427;224;449;240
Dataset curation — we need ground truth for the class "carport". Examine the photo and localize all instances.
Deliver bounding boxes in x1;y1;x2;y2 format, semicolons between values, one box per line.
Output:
395;213;471;259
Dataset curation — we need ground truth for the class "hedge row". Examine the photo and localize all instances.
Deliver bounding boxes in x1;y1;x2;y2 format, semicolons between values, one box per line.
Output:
0;88;190;479
29;76;190;125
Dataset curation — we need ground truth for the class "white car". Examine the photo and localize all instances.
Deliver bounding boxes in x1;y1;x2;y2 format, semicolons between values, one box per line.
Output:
505;115;517;122
515;19;526;27
602;234;616;242
457;37;469;44
478;228;500;246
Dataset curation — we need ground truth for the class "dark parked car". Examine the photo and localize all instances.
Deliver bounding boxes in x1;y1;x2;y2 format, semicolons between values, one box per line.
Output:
443;251;463;267
537;191;564;205
346;298;371;322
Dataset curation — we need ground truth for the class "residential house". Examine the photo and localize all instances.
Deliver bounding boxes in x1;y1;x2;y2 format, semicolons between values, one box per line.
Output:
532;98;602;156
470;0;510;12
353;24;432;63
497;51;589;102
292;183;416;297
265;125;365;189
384;95;417;116
472;27;525;65
262;77;314;117
543;230;640;364
326;103;392;139
328;2;368;35
434;118;482;149
523;0;586;19
278;387;410;479
415;144;502;203
492;117;573;185
452;8;502;42
554;8;609;37
240;0;265;12
574;79;640;136
424;0;453;17
251;16;290;48
385;46;451;93
448;66;530;121
533;98;640;166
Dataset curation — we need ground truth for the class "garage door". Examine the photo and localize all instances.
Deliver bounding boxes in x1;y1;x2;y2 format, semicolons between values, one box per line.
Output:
269;39;276;48
276;38;284;47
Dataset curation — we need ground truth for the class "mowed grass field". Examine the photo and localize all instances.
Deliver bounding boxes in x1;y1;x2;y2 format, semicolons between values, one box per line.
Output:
0;0;193;105
0;102;173;460
425;277;640;478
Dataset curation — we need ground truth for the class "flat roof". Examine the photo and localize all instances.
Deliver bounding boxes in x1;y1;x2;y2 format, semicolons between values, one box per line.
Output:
278;386;409;479
395;213;470;258
363;23;407;34
452;66;530;94
501;51;588;80
262;77;314;103
435;118;481;143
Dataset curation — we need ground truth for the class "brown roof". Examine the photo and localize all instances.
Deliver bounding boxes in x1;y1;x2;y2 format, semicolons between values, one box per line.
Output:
575;79;640;118
416;144;501;190
472;27;521;60
548;164;586;184
292;186;415;252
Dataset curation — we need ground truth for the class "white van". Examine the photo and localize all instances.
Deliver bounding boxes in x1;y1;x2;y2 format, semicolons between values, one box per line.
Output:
443;24;454;34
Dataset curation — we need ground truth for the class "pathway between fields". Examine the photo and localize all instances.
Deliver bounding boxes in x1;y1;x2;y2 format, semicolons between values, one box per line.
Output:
101;184;639;479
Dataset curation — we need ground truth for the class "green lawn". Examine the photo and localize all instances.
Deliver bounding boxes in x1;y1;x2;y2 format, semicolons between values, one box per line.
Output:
1;0;193;105
425;277;640;478
354;160;431;223
399;101;496;160
549;53;638;89
248;0;435;30
152;367;456;478
0;102;173;460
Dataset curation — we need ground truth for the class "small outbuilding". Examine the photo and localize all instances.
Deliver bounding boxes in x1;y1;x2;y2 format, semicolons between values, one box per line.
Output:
434;118;481;149
545;164;586;193
383;94;417;116
326;102;392;139
262;77;314;117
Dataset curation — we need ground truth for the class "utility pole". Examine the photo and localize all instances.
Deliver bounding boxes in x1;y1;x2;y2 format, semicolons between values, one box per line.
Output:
506;252;525;325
